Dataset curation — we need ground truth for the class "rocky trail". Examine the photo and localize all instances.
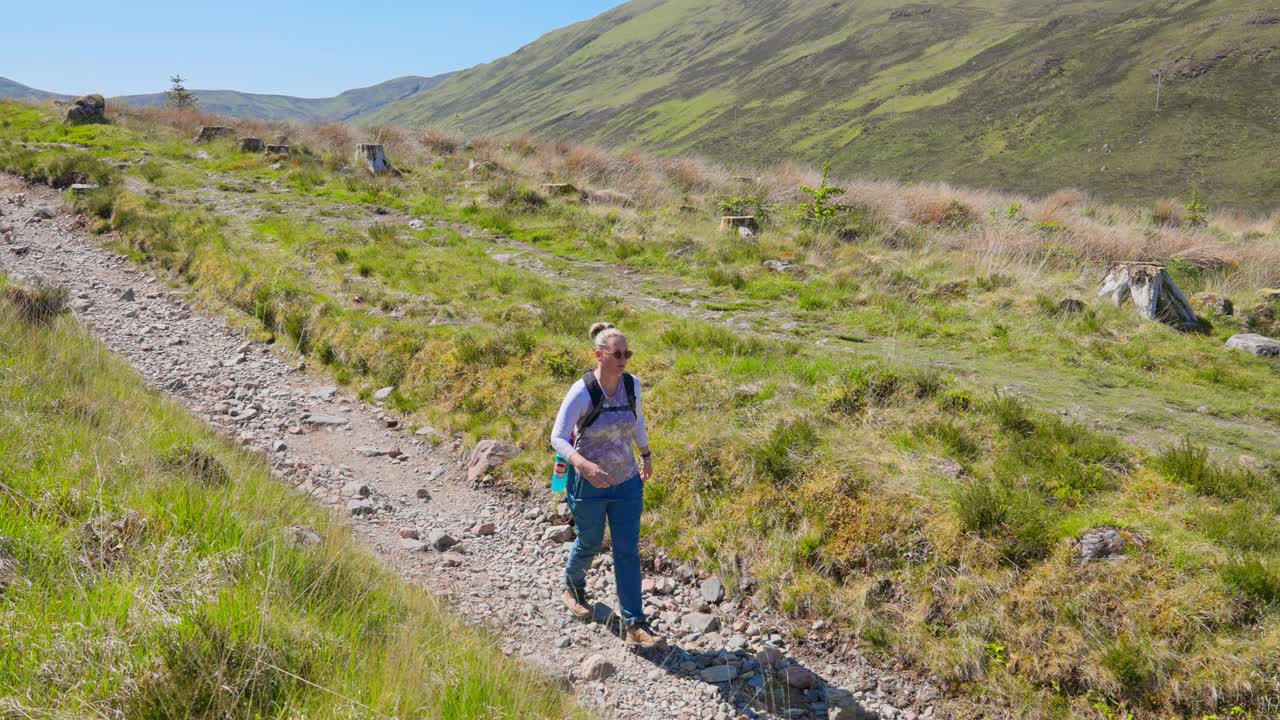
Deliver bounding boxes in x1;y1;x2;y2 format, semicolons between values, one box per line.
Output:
0;175;945;720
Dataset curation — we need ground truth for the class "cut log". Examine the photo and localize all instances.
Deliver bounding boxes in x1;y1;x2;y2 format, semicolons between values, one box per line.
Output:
719;216;759;233
1097;262;1200;329
240;137;265;153
356;144;391;175
193;126;235;143
265;144;290;156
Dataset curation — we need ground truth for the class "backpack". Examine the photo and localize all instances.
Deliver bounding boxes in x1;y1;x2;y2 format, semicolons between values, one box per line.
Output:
551;371;637;490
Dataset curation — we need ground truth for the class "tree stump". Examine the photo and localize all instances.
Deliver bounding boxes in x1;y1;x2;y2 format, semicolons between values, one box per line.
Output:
719;216;759;233
265;144;290;156
356;144;391;175
240;137;265;153
193;126;235;143
1097;262;1200;329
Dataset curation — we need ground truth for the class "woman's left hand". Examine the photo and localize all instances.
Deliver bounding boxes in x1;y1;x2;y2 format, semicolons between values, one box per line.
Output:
640;457;653;482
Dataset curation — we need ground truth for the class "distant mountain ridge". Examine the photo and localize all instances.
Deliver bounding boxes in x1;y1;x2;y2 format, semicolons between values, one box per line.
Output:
368;0;1280;210
0;74;454;123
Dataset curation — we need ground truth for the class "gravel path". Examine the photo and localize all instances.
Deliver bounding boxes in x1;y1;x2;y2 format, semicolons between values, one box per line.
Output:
0;177;947;720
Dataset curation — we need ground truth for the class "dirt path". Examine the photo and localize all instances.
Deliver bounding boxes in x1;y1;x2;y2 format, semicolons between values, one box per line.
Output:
0;177;945;720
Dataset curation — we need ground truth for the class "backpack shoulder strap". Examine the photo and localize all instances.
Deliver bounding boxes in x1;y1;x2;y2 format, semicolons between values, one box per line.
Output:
623;373;637;417
578;371;606;431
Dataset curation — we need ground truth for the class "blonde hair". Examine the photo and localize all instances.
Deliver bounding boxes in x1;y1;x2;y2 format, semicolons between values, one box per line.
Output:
590;322;626;349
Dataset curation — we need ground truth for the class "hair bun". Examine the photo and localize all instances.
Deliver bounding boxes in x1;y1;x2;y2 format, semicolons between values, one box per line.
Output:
589;322;616;339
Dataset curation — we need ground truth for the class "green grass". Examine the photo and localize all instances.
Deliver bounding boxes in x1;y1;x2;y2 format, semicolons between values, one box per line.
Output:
365;0;1280;212
0;278;585;719
4;99;1280;719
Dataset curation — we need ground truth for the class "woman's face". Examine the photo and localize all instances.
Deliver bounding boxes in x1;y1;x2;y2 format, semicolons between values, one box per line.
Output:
595;336;630;373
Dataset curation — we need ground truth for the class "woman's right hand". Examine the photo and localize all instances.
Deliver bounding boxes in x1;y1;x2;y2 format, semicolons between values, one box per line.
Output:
580;461;613;488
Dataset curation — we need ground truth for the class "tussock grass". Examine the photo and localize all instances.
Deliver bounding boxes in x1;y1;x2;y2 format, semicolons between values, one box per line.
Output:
0;278;584;719
5;98;1280;718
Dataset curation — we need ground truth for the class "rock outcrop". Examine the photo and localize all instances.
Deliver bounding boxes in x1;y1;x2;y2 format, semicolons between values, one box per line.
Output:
65;94;106;124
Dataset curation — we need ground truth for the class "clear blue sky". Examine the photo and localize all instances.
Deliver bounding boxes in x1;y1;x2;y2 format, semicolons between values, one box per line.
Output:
3;0;622;97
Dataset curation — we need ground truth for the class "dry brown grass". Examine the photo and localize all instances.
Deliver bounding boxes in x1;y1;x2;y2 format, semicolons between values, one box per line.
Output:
108;101;1280;287
1152;198;1184;228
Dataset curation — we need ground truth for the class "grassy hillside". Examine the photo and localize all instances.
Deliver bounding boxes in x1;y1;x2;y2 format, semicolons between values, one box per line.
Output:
369;0;1280;211
0;277;585;718
0;74;453;122
3;99;1280;718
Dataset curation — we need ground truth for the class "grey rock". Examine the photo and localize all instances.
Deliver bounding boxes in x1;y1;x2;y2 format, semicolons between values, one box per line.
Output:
416;487;432;500
309;386;339;399
1225;333;1280;358
302;414;349;427
543;525;575;543
701;576;725;604
1191;292;1233;316
682;612;720;634
782;665;818;689
700;665;738;684
579;653;616;681
284;525;322;547
426;529;457;550
356;446;400;458
441;552;465;567
119;287;135;301
755;645;785;668
32;208;55;220
342;481;370;498
466;439;520;482
348;499;375;517
373;385;395;401
399;538;427;552
1078;527;1129;561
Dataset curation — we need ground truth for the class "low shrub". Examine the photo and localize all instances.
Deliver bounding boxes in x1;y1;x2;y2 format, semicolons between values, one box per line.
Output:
1155;440;1263;501
3;279;69;325
752;417;819;485
1222;555;1280;608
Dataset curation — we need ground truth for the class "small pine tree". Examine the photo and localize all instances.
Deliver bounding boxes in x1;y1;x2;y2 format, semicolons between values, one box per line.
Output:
165;75;197;109
1184;188;1207;227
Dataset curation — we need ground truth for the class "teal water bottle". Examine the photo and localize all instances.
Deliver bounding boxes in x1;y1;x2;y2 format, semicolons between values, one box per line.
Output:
551;455;569;493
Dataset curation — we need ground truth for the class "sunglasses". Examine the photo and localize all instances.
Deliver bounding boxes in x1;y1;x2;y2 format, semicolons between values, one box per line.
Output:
600;349;634;360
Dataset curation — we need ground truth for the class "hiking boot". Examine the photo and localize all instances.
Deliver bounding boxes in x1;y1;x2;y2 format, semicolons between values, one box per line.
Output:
624;620;665;649
562;586;592;620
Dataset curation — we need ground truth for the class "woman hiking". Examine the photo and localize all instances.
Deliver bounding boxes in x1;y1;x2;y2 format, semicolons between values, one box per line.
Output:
550;322;663;648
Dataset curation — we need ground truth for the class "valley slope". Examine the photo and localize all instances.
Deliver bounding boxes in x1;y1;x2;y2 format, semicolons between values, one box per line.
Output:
0;74;454;123
370;0;1280;210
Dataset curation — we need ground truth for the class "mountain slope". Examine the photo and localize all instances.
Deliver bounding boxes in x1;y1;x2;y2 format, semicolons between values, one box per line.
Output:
370;0;1280;210
116;74;455;122
1;74;453;123
0;77;70;102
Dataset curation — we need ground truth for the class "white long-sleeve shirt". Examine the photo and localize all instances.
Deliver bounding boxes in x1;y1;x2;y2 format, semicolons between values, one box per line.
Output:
551;374;649;486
